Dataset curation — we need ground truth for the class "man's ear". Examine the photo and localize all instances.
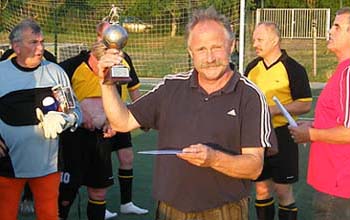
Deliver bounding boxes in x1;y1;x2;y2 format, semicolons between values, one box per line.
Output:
12;43;20;55
187;47;193;58
230;40;236;53
272;37;279;46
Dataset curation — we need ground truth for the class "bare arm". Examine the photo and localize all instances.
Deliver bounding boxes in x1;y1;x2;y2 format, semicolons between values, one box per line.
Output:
98;49;140;132
289;121;350;144
79;100;96;131
270;100;312;117
310;126;350;144
177;144;264;179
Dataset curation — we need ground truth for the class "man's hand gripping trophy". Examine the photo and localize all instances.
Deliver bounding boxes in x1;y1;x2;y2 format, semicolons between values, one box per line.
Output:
100;24;131;85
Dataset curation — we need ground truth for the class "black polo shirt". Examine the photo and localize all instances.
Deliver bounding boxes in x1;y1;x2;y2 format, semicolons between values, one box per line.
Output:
129;68;276;212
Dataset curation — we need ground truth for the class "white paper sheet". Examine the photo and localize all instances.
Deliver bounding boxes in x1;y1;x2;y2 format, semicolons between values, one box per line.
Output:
137;150;182;155
272;96;298;127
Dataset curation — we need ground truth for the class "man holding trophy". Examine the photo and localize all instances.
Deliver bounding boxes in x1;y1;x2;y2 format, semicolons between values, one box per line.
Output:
97;7;276;220
58;21;147;220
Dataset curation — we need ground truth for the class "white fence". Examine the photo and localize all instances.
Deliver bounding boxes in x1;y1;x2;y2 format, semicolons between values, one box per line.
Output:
256;8;330;39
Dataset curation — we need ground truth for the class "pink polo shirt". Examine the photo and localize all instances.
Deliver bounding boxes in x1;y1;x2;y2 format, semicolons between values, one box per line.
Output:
307;59;350;198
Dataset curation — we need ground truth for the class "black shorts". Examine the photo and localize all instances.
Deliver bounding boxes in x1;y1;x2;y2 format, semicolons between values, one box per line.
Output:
255;125;298;184
59;128;114;189
110;132;132;151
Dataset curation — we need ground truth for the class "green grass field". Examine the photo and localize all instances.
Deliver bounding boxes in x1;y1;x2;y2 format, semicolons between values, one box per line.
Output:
21;87;322;220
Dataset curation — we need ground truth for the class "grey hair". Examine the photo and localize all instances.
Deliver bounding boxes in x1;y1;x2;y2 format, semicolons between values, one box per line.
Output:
336;7;350;27
185;6;234;45
336;7;350;16
9;19;42;44
257;21;281;41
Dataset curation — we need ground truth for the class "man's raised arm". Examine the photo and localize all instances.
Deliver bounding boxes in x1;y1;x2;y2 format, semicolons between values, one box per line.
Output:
98;48;140;132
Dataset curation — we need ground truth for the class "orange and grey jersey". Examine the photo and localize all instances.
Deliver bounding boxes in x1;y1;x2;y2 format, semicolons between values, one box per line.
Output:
0;59;81;178
59;50;140;102
245;50;312;127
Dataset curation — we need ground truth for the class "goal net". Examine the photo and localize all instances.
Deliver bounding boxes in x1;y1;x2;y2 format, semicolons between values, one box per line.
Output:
0;0;241;77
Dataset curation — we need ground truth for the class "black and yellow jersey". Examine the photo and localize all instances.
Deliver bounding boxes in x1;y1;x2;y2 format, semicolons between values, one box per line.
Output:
59;50;140;102
245;50;312;127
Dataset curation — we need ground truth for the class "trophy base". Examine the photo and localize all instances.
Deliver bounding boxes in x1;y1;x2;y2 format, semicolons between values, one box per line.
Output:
110;65;129;77
103;65;132;85
103;77;132;85
115;77;132;85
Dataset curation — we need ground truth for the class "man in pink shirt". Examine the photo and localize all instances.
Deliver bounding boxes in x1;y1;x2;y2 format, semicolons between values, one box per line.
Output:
289;7;350;220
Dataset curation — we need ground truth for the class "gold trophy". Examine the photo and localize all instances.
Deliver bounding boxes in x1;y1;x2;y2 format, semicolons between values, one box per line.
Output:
102;24;131;84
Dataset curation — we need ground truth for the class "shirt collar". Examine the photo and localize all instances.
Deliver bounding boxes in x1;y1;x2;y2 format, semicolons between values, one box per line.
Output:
11;57;41;72
260;49;288;69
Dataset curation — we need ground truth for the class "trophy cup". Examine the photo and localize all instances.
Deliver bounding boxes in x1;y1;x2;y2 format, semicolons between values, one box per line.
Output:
102;24;131;84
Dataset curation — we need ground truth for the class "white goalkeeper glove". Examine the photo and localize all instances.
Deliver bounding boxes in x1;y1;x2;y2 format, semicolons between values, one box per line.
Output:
36;108;77;139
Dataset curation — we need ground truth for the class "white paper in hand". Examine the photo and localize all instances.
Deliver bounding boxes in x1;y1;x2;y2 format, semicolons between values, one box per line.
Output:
272;96;298;127
138;150;182;155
